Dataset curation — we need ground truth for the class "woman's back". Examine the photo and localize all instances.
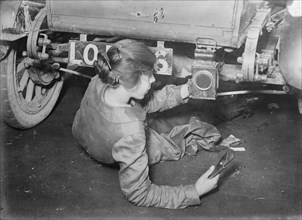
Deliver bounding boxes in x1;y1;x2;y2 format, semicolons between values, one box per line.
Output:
72;76;146;164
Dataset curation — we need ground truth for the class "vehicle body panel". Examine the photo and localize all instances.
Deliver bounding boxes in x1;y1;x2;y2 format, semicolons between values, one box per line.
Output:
46;0;247;47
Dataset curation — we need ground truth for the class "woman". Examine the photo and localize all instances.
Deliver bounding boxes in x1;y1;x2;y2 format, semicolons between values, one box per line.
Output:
72;39;220;209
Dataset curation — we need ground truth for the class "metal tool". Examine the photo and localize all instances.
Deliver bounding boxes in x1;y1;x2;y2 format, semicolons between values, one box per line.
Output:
208;149;235;179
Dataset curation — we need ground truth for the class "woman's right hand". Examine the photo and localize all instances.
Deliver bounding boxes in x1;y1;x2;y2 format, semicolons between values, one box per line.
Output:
195;166;220;197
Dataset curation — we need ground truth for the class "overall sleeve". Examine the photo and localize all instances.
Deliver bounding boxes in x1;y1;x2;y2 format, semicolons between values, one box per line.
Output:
144;85;188;113
112;132;200;209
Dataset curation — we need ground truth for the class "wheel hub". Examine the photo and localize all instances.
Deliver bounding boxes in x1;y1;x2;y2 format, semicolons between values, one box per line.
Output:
28;65;57;86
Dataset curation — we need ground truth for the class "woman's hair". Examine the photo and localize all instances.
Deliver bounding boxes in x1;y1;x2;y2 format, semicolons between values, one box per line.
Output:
94;39;156;90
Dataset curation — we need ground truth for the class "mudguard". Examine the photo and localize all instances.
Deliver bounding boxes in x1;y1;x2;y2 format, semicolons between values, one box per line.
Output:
0;0;25;41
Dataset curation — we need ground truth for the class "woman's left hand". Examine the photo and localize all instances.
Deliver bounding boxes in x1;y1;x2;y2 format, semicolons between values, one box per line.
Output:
180;83;190;100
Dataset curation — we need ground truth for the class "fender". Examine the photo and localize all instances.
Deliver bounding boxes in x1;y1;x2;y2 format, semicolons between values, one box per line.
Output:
279;2;302;90
0;0;25;41
0;0;45;42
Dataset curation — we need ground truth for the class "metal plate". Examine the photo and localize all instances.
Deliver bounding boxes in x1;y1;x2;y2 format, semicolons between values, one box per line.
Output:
68;40;173;75
68;40;107;67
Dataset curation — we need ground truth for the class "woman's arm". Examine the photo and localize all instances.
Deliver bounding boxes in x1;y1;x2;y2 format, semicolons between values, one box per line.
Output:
144;84;190;113
112;132;200;209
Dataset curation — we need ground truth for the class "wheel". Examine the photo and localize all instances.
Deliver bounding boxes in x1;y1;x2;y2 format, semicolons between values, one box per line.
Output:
0;45;63;129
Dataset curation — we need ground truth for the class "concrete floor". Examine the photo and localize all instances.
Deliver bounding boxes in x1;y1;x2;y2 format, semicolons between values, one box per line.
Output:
1;76;301;220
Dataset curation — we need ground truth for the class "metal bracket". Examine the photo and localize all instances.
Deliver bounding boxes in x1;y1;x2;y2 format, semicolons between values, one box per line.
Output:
240;8;271;82
151;41;173;75
194;37;217;62
37;33;51;60
190;38;219;100
80;34;87;41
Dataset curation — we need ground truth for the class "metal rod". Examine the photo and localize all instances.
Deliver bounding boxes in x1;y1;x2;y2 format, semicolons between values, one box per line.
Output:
59;68;92;79
217;90;287;96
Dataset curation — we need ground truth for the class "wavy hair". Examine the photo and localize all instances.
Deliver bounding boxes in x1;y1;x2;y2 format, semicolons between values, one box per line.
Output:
94;39;156;90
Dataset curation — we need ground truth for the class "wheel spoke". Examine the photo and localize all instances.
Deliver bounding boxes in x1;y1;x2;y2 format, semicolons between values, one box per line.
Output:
16;59;26;74
25;79;34;102
19;70;29;92
35;84;42;97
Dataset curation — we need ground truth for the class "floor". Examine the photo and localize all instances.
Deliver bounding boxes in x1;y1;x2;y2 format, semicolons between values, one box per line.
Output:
1;76;301;220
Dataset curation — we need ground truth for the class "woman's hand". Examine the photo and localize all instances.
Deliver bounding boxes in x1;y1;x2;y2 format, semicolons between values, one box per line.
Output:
180;79;194;100
180;83;190;100
195;166;220;197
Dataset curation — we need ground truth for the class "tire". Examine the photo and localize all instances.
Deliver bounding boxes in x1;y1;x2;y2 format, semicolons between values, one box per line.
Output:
0;46;63;129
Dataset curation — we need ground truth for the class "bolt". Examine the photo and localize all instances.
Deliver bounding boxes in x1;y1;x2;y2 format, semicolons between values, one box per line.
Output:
237;57;243;64
51;63;60;70
283;85;290;93
44;39;51;45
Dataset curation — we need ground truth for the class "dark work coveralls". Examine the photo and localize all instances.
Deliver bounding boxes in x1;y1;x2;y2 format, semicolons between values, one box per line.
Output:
72;76;221;209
